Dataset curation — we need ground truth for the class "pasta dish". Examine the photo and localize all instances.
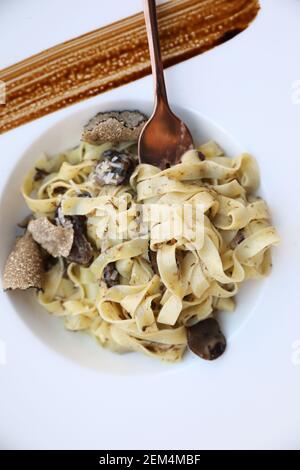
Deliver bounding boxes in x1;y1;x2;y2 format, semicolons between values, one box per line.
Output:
3;110;279;362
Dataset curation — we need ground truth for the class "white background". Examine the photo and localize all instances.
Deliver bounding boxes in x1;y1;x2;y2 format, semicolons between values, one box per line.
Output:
0;0;300;450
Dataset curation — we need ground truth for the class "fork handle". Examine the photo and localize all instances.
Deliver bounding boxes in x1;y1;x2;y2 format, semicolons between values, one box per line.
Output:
143;0;168;105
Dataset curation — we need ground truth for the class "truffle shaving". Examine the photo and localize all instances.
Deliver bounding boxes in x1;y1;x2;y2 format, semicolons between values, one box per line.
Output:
28;217;74;258
3;232;44;290
66;216;93;266
55;207;93;265
82;110;147;144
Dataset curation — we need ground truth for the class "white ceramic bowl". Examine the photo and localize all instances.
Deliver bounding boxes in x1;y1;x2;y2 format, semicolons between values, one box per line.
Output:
0;99;267;375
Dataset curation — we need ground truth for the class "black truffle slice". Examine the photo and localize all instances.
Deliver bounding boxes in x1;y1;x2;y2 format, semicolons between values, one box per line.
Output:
66;215;93;266
82;110;147;144
55;206;93;266
3;232;44;291
28;217;74;258
187;317;226;360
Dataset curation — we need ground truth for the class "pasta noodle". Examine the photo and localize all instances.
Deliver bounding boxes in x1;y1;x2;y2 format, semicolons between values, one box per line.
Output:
21;139;279;362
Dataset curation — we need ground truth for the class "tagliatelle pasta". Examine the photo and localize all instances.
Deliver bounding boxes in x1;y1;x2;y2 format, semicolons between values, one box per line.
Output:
19;138;279;362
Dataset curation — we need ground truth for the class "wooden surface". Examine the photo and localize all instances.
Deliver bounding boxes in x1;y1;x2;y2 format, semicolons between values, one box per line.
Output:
0;0;259;134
